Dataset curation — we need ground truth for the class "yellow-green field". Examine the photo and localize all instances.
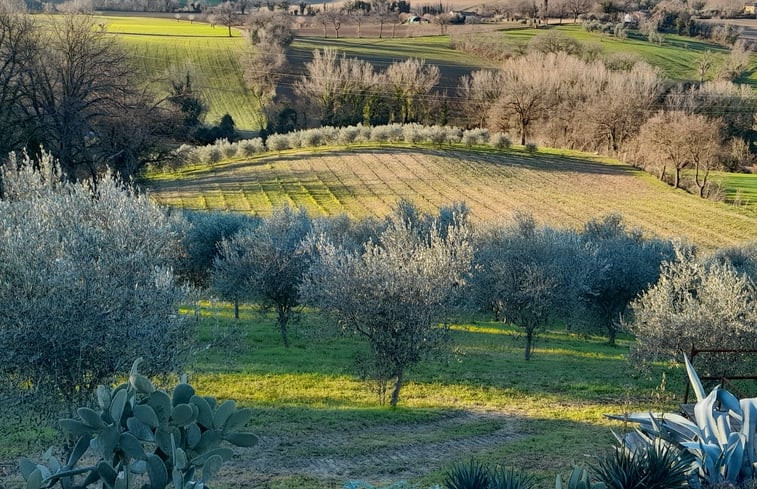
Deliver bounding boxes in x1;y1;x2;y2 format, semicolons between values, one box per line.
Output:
93;16;264;131
146;145;757;249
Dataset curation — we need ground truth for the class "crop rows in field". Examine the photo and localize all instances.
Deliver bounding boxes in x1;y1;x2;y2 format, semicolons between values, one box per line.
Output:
95;15;262;131
147;147;757;248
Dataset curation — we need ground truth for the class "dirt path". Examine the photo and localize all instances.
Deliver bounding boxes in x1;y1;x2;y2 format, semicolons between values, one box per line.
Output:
224;409;522;486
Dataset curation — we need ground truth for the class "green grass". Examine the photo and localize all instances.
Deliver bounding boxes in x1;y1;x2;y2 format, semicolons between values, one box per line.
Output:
91;16;263;131
184;304;689;488
1;301;746;488
145;144;757;249
710;171;757;209
291;34;496;68
460;24;755;82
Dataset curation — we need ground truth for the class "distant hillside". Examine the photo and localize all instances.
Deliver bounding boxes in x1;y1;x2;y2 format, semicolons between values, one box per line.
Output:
146;146;757;248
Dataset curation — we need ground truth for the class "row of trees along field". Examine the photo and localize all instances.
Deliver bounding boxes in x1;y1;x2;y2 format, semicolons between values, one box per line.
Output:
270;30;755;199
2;153;755;412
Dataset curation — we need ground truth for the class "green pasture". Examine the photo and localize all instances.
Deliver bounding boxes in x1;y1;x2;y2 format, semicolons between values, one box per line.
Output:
92;16;263;131
481;24;752;82
711;171;757;208
181;304;688;488
291;34;496;68
2;302;692;487
290;23;757;84
146;144;757;249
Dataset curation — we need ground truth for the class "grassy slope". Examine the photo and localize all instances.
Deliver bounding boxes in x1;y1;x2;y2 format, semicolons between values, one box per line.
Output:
96;16;263;131
292;24;756;83
180;304;688;489
146;145;757;249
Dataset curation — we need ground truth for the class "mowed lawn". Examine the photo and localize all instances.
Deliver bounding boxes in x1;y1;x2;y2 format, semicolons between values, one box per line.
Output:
182;303;689;489
146;145;757;249
93;16;263;131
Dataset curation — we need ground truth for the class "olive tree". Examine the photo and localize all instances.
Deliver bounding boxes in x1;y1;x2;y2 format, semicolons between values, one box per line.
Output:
175;209;259;288
212;206;313;345
628;246;757;376
576;215;674;345
301;204;472;406
0;151;187;414
473;214;584;360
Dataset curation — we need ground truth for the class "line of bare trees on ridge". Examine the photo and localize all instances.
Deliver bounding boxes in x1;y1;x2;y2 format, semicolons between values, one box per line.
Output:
244;24;756;199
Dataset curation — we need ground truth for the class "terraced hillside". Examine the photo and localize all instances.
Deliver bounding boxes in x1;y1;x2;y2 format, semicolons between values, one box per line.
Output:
147;146;757;248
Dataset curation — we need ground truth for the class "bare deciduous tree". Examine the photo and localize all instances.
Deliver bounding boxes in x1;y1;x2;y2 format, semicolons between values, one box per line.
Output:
210;1;240;37
457;70;505;128
637;111;722;192
295;48;381;126
488;53;563;145
385;58;440;123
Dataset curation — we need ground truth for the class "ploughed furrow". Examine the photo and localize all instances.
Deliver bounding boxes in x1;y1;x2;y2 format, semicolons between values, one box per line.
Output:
147;147;757;249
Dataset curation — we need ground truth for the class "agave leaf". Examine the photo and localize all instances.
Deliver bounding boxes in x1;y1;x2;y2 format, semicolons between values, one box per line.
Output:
684;354;706;403
555;474;563;489
723;433;745;482
717;389;742;419
695;388;721;444
740;398;757;466
19;458;36;479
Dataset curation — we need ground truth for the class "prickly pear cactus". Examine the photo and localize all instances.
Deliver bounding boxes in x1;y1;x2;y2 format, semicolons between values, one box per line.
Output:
20;358;257;489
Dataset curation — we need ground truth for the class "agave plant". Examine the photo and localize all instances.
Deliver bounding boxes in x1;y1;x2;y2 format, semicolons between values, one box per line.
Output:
615;355;757;487
593;442;691;489
555;467;605;489
444;460;491;489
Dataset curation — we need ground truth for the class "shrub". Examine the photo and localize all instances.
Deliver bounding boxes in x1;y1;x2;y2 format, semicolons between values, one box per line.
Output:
525;142;538;154
490;132;511;149
18;359;257;489
301;128;323;147
403;124;425;144
237;137;265;157
338;125;361;145
266;133;291;152
370;125;393;143
205;145;223;164
428;125;449;147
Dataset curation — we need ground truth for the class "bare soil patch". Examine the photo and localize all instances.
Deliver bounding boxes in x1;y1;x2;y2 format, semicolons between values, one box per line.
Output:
223;409;522;486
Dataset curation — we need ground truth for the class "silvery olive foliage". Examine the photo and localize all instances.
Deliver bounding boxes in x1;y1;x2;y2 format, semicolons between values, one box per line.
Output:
175;210;259;288
472;213;585;360
212;206;313;345
628;246;757;376
0;151;188;413
301;202;473;406
576;214;674;345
